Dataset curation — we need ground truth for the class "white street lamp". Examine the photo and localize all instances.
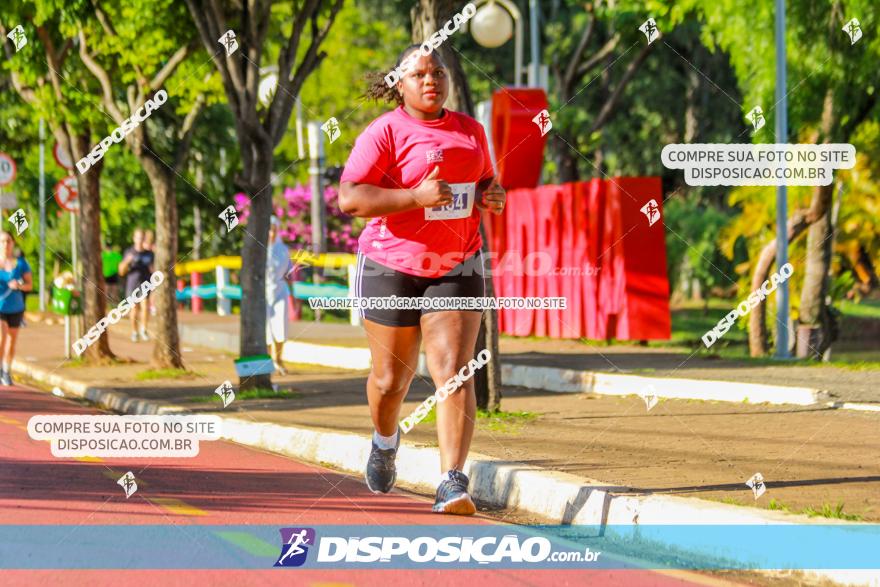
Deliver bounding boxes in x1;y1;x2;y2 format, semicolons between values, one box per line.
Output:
470;0;524;87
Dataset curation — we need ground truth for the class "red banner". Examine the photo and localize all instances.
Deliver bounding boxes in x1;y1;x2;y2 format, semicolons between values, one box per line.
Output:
486;177;670;340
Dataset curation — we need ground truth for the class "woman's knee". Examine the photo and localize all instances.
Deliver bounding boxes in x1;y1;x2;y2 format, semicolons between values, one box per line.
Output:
369;368;413;397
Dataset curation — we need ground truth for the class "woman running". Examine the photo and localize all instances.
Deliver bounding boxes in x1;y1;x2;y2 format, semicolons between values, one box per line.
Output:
339;45;506;515
0;231;33;386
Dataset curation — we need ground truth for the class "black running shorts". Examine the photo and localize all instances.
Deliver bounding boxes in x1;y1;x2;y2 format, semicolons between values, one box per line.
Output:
355;251;486;327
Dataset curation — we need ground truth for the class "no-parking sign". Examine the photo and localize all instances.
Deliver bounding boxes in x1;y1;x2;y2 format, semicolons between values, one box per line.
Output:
54;176;79;212
0;153;16;187
53;142;74;170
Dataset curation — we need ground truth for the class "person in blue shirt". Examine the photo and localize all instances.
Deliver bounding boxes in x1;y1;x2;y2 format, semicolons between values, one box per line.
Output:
0;231;33;386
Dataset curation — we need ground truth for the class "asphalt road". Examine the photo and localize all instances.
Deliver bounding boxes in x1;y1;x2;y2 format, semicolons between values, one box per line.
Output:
0;383;741;587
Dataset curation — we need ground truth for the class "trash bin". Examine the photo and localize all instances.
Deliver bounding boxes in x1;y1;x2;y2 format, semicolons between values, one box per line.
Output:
51;287;83;316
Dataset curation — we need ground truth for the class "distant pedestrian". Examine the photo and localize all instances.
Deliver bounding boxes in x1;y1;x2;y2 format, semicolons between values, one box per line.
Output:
266;217;293;375
119;228;154;342
0;231;33;386
102;242;122;304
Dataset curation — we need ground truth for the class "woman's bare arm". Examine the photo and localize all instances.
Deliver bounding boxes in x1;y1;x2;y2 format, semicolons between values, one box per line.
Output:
338;182;422;217
339;168;453;218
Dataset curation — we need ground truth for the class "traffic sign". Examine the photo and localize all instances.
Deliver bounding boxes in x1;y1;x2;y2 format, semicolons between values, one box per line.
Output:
54;176;79;212
0;153;16;187
53;142;74;170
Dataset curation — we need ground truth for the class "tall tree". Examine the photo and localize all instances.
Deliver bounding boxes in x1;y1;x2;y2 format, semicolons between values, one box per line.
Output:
1;6;114;361
75;0;210;368
660;0;880;356
185;0;344;389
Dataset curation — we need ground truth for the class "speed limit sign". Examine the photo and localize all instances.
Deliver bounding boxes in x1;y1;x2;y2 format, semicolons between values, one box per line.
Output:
54;176;79;212
0;153;16;187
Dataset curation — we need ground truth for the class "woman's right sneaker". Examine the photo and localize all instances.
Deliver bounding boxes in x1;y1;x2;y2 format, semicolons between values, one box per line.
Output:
365;431;399;494
432;469;476;515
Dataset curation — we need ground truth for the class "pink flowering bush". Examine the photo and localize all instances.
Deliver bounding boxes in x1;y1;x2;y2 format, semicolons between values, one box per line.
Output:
233;184;361;252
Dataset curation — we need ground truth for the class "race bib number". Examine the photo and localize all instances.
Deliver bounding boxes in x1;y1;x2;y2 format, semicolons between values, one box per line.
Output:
425;182;475;221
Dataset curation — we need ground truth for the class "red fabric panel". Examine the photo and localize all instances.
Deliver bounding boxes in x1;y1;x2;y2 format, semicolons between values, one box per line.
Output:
607;177;671;340
491;89;550;189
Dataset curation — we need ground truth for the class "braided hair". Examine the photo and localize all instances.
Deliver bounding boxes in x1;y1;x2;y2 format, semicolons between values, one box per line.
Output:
363;44;448;105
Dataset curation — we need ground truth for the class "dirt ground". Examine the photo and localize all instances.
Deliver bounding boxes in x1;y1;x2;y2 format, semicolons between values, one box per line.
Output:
16;319;879;524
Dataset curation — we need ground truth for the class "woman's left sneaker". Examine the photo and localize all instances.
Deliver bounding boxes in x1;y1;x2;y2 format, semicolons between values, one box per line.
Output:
432;469;476;515
0;370;12;386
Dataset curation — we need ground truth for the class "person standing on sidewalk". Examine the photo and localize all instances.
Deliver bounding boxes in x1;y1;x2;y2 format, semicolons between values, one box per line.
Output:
266;216;293;375
338;45;506;515
0;231;33;386
119;228;154;342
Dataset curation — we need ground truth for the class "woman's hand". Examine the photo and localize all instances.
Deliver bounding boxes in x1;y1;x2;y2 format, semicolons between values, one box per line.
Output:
8;279;20;291
413;166;453;208
477;177;506;215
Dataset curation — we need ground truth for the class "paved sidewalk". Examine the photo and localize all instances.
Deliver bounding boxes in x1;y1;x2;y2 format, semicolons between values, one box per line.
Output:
11;318;880;524
178;312;880;403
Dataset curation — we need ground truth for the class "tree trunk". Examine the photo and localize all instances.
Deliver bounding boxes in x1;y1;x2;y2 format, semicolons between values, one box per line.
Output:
796;201;835;359
238;151;273;390
748;209;810;356
69;130;114;361
143;165;183;369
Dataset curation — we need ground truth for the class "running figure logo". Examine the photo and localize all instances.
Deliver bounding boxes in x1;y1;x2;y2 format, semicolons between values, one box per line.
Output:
640;199;661;226
746;106;765;131
842;18;862;45
218;30;238;56
118;471;138;499
275;527;316;567
745;472;766;499
219;205;239;232
321;117;341;143
215;380;235;408
7;25;27;52
639;18;660;44
532;109;552;137
640;384;658;411
8;209;28;235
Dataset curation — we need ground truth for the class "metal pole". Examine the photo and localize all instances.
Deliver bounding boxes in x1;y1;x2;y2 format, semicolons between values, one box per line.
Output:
528;0;540;87
307;121;326;321
38;119;46;311
774;0;790;358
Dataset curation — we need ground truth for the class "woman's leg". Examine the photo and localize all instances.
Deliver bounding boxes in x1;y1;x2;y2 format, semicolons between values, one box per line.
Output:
3;327;19;369
419;310;482;472
362;320;421;436
0;320;8;375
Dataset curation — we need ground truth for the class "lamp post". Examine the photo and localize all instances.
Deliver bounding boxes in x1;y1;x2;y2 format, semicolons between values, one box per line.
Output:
469;0;523;86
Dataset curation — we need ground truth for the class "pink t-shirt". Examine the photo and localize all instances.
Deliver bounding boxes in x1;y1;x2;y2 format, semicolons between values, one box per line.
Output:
341;105;494;278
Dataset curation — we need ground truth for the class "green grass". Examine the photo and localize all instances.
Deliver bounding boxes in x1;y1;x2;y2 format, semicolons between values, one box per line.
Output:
840;299;880;320
417;406;537;432
187;387;301;402
802;502;863;521
135;368;202;381
768;498;861;520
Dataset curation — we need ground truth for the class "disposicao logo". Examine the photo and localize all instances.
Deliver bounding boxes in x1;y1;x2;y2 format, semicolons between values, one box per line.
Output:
274;527;316;567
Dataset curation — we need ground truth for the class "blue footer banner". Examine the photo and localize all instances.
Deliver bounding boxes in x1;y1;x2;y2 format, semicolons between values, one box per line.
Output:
0;524;877;569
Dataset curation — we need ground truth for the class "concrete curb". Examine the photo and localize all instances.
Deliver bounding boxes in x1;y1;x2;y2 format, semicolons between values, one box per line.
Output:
180;322;834;406
12;358;871;586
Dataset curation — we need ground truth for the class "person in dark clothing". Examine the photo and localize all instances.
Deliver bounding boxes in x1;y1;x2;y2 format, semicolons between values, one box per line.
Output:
119;228;155;342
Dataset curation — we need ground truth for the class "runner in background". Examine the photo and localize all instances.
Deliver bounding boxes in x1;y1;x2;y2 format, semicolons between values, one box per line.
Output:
0;231;33;386
339;45;506;514
143;229;157;317
119;228;154;342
